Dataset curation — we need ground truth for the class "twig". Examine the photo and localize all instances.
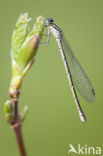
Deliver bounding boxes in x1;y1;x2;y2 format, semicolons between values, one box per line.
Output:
10;91;27;156
12;123;26;156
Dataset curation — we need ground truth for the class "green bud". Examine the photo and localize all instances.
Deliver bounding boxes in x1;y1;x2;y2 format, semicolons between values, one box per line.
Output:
17;35;40;71
9;60;22;96
4;100;13;114
20;106;29;122
23;106;29;118
5;113;13;123
23;106;29;116
22;59;34;77
4;100;14;123
19;112;23;122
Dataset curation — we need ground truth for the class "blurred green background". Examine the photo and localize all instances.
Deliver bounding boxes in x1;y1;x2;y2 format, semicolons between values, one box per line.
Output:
0;0;103;156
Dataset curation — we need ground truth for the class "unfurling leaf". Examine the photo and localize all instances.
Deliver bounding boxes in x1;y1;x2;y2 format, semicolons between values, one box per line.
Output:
9;13;45;96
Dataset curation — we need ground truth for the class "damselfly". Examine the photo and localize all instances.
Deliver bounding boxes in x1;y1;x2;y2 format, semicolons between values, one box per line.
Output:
45;18;95;122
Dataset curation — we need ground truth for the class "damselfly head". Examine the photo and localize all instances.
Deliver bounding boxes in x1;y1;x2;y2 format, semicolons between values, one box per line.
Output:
46;18;54;25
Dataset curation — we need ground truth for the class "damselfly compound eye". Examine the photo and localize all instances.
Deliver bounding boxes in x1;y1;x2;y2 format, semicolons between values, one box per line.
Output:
46;18;54;25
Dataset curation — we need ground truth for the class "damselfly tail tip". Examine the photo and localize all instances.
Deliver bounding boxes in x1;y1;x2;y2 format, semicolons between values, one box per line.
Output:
80;115;86;123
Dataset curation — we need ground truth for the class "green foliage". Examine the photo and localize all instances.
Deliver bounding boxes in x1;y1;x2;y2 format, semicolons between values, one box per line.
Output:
12;13;28;61
9;13;45;95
